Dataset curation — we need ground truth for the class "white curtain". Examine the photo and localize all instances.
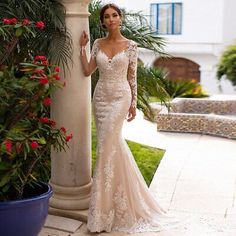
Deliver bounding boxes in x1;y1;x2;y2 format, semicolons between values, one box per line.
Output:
150;4;157;32
174;3;182;34
158;4;172;34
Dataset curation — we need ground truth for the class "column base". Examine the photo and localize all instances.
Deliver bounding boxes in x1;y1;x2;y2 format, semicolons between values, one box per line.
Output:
49;207;88;223
49;179;92;211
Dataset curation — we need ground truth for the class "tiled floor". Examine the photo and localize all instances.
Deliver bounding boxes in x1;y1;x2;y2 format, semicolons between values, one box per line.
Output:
39;110;236;236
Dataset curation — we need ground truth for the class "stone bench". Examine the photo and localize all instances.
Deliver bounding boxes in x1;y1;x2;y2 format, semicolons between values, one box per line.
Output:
151;97;236;139
171;97;236;114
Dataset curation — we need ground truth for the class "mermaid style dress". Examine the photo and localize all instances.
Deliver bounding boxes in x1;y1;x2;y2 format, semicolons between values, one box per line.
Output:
87;39;177;233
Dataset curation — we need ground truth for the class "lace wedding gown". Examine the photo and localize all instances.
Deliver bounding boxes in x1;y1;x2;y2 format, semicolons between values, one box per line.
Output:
87;39;178;233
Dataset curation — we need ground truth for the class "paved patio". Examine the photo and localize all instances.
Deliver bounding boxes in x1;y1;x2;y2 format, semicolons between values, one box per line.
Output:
39;110;236;236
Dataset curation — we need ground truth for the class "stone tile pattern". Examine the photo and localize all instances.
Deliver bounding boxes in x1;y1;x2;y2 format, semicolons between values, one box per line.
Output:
154;98;236;139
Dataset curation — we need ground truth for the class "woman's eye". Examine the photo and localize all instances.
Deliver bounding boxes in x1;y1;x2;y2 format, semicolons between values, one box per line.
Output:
104;13;118;19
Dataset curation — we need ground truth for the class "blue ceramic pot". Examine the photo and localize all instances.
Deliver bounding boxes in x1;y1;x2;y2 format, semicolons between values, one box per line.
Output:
0;182;53;236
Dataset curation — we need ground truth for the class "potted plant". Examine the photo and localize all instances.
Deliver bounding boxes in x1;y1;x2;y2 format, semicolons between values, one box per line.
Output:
0;18;72;236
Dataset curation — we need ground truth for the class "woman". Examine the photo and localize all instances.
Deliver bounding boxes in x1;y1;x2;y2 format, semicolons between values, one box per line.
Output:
79;3;177;233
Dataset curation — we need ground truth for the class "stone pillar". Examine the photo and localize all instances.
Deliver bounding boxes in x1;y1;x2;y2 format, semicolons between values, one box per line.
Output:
49;0;92;221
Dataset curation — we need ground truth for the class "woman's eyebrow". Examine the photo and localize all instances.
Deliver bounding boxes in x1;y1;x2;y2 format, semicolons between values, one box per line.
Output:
104;12;117;16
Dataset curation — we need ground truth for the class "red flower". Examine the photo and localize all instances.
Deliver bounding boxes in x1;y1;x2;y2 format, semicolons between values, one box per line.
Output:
31;141;39;150
34;55;47;61
53;74;60;80
3;18;18;25
4;140;12;152
43;97;51;106
22;19;30;26
66;134;73;142
39;77;49;85
35;21;45;30
3;18;11;25
60;127;66;134
39;117;49;123
49;120;56;127
10;18;17;24
42;60;49;65
39;117;56;126
55;67;60;73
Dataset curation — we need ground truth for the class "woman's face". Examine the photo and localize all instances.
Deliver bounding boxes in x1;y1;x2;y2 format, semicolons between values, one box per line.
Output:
103;7;121;30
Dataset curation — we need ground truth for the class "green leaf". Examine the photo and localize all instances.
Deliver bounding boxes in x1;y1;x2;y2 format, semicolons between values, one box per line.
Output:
15;27;23;37
2;183;10;193
0;174;11;187
14;24;22;28
0;162;11;170
19;62;39;67
38;137;46;145
25;140;30;153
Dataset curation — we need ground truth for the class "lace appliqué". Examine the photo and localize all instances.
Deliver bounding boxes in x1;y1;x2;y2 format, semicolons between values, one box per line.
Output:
104;147;116;192
127;42;138;109
112;185;133;231
91;39;99;59
113;185;128;211
91;39;138;109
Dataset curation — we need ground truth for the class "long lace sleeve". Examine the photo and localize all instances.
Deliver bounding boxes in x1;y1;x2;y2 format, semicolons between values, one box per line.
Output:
91;39;99;59
127;42;138;109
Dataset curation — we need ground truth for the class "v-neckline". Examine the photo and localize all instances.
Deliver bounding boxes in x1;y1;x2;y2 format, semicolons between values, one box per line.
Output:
99;50;125;62
98;39;130;61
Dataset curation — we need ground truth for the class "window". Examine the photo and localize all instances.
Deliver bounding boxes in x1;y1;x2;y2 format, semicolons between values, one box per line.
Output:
150;3;182;35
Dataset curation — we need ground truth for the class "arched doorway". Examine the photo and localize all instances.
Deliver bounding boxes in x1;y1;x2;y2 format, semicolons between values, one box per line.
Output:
154;57;200;82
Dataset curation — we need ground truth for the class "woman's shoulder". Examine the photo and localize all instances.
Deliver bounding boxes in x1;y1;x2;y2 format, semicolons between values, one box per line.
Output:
124;38;137;49
93;37;137;49
128;39;137;45
92;38;101;48
119;37;137;46
127;39;138;51
93;37;106;44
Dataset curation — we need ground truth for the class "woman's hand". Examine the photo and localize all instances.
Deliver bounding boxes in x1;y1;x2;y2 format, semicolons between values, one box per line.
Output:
79;30;89;47
127;106;136;122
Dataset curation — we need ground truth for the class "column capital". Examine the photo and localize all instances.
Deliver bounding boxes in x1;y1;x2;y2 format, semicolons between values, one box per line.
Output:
61;0;91;16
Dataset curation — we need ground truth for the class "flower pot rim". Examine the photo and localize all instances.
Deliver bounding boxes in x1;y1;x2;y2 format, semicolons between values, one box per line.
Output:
0;182;53;207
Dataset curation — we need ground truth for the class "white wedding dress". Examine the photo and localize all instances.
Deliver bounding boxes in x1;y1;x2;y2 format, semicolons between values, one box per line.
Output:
87;39;179;233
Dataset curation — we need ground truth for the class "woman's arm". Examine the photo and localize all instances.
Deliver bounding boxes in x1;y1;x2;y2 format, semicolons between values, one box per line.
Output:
79;31;98;76
127;42;138;122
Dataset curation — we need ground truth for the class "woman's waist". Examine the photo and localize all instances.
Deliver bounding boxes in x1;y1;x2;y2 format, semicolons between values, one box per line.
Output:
98;76;127;83
95;79;130;92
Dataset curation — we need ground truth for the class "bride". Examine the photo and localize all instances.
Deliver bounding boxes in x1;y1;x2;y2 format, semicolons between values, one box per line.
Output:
79;3;177;233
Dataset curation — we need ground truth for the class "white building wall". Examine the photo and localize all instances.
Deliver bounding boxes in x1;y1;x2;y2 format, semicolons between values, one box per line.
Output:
102;0;236;94
104;0;223;43
222;0;236;47
179;0;223;44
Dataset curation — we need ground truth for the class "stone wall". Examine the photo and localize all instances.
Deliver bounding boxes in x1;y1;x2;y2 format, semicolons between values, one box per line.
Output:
152;98;236;139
